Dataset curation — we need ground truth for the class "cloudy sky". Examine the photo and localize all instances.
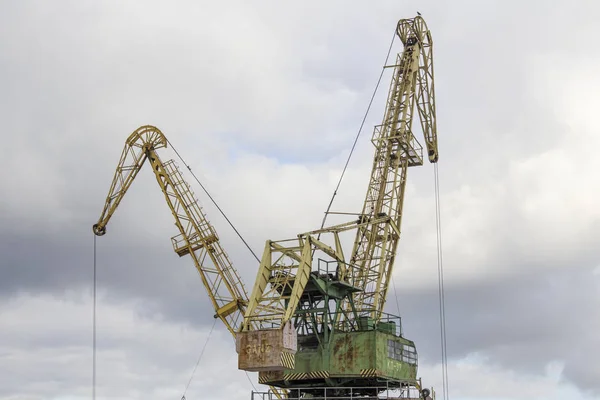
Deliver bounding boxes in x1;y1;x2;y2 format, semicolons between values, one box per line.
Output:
1;0;599;399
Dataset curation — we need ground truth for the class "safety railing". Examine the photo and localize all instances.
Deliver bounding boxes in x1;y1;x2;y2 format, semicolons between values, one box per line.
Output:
251;385;428;400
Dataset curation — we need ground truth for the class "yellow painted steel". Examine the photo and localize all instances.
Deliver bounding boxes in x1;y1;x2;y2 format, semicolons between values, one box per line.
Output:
93;125;290;399
347;16;438;320
242;237;314;330
93;125;249;335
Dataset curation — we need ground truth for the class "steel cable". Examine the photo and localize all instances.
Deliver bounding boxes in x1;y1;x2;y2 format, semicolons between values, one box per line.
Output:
181;317;218;399
318;29;397;233
163;138;261;394
166;137;261;263
92;234;97;400
434;163;449;400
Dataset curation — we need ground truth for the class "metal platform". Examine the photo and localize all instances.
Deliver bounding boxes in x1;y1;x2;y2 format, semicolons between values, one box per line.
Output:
251;384;434;399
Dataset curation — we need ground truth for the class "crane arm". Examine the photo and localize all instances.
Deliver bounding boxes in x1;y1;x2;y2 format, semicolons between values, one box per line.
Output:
347;16;438;320
93;125;249;335
93;125;167;236
409;18;438;163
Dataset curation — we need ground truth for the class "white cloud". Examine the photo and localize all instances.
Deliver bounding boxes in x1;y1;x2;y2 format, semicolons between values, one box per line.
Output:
0;292;261;400
419;355;597;400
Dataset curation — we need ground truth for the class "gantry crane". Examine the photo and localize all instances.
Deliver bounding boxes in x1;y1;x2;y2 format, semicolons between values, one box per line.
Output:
93;14;437;400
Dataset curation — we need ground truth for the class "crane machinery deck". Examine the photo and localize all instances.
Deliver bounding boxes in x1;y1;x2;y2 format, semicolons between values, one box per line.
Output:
93;14;438;400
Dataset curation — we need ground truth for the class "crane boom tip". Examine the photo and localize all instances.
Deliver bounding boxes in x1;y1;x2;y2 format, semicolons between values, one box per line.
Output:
93;224;106;236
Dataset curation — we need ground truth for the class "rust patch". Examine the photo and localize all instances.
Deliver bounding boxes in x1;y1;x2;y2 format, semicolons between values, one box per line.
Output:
334;333;354;373
237;329;296;372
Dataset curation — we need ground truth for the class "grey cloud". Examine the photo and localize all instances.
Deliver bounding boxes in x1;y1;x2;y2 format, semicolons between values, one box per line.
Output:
0;223;218;325
396;255;600;394
1;0;600;399
0;293;252;399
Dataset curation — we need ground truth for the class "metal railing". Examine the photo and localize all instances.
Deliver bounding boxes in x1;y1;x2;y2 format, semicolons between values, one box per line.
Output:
251;386;427;400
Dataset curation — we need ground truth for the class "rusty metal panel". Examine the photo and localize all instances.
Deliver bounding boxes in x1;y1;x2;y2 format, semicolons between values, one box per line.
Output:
237;326;297;372
258;330;418;386
330;331;376;375
282;321;297;351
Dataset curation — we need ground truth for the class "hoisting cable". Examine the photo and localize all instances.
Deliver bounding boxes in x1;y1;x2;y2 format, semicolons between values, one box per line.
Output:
391;277;402;322
434;162;449;400
318;29;396;234
226;335;258;393
244;371;259;393
315;28;402;319
163;139;261;394
181;317;218;400
92;234;97;400
166;138;261;264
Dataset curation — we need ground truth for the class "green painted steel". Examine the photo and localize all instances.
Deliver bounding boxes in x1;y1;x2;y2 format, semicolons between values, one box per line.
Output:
262;267;419;389
292;330;417;380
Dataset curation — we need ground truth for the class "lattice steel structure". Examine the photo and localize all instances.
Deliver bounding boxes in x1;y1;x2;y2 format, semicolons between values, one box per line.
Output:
347;16;437;321
92;125;289;398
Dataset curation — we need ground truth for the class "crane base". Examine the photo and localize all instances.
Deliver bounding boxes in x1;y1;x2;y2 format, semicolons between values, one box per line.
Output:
257;318;418;388
251;383;433;399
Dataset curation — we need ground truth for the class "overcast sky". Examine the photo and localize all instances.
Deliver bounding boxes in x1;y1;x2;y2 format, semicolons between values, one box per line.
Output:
1;1;599;399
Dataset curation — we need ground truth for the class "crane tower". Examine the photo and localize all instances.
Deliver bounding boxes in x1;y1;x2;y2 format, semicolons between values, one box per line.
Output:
236;15;437;399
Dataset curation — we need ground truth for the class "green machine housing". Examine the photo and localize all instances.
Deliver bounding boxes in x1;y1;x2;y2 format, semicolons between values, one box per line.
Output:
258;267;419;395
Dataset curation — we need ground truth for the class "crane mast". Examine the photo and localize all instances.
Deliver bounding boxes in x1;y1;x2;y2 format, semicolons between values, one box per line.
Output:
348;16;438;320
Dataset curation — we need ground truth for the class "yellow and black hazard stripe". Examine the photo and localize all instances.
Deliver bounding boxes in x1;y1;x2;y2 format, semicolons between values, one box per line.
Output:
283;372;307;381
360;368;379;377
259;371;283;384
306;370;330;379
280;351;295;369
